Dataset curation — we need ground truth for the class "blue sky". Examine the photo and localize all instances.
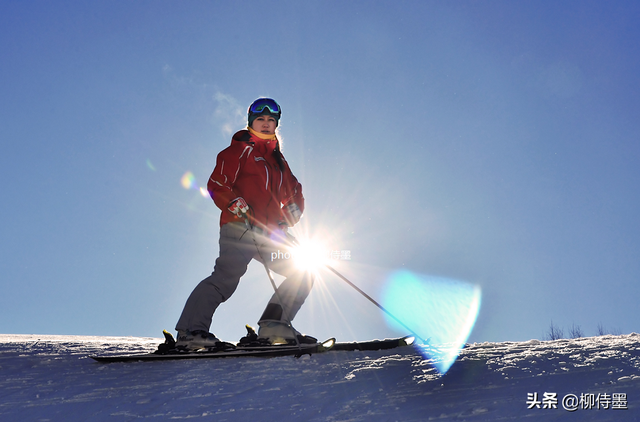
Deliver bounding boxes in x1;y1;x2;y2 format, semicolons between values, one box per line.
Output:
1;1;639;343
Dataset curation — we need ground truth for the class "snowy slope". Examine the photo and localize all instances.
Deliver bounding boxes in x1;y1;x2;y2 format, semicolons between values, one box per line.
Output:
0;333;638;421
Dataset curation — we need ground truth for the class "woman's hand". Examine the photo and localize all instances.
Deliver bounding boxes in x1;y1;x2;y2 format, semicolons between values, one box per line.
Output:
228;197;249;216
282;203;302;225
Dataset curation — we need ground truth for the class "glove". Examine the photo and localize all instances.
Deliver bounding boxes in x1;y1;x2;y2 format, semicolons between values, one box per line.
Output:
282;203;302;225
228;197;249;217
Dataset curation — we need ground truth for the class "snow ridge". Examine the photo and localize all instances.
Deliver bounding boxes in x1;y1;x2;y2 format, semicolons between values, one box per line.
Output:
0;334;638;421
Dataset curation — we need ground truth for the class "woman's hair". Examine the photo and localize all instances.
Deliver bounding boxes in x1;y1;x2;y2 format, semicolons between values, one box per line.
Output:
273;141;285;171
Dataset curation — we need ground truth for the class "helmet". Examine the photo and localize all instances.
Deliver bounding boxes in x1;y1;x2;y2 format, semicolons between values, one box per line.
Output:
248;98;281;127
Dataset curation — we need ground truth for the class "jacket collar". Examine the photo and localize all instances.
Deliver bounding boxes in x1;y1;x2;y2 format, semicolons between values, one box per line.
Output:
231;129;278;153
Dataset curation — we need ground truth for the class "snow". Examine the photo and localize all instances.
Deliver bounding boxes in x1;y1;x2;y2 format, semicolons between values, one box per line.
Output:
1;333;639;421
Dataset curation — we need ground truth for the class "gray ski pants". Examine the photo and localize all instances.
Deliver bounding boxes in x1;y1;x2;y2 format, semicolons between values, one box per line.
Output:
175;223;314;333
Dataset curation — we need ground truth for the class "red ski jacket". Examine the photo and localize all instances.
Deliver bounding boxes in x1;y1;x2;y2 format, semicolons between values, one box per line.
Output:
207;129;304;231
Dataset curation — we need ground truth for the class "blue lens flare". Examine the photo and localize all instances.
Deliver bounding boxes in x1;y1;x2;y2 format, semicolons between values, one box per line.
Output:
382;270;481;374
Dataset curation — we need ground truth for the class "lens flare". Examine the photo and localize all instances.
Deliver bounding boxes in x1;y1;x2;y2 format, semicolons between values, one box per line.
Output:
181;171;196;190
382;270;481;374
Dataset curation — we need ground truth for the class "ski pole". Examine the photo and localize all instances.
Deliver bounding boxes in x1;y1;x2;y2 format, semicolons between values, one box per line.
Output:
283;231;425;344
323;264;427;344
257;226;425;344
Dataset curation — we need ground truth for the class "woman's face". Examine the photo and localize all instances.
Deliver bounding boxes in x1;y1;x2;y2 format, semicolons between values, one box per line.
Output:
251;115;277;135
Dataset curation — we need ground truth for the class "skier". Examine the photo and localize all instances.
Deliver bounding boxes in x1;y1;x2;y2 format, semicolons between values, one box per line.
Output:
175;98;315;350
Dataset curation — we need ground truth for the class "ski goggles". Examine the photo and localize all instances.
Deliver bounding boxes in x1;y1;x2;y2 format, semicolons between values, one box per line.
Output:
248;98;281;116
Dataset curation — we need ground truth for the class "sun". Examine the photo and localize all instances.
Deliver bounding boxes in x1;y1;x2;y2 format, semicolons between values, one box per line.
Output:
290;238;328;272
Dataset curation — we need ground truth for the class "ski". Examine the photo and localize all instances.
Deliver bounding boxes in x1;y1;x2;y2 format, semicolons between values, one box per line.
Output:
90;342;334;363
90;332;414;363
90;330;335;363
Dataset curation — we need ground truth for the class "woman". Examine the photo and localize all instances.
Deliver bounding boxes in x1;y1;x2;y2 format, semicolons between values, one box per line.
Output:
175;98;314;350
